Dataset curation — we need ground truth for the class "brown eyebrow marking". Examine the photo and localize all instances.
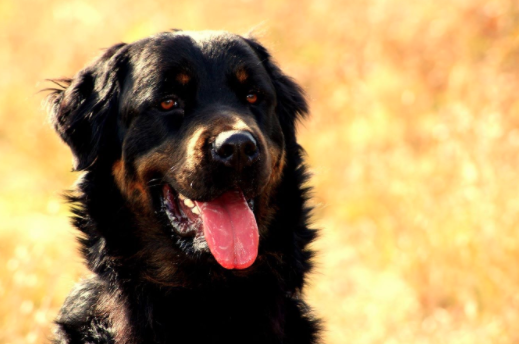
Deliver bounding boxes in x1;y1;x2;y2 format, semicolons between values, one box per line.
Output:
176;73;191;85
236;68;248;83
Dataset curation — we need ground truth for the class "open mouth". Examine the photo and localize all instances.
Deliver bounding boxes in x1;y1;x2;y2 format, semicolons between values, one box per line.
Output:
162;184;259;270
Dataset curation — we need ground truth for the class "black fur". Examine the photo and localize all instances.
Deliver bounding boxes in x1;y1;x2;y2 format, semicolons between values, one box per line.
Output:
47;30;320;344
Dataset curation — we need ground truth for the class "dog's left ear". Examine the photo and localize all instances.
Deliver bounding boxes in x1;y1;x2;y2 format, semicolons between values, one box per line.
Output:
47;43;128;171
243;37;308;141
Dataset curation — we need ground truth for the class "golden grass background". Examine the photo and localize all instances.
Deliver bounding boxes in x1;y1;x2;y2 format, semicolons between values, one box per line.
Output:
2;0;519;343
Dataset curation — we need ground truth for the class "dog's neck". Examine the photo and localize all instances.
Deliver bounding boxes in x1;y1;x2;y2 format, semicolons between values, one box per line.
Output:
65;146;316;344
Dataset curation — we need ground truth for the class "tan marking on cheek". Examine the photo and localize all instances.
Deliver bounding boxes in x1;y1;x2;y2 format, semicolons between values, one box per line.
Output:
112;159;151;209
176;73;191;85
236;68;248;83
253;144;285;232
185;127;206;168
135;152;170;180
261;137;284;189
128;182;147;197
270;148;286;184
112;160;126;190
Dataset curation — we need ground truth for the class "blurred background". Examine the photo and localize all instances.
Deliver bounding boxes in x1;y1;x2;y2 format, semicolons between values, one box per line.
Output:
2;0;519;343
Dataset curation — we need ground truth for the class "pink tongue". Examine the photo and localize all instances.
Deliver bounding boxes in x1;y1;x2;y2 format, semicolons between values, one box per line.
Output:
195;191;259;270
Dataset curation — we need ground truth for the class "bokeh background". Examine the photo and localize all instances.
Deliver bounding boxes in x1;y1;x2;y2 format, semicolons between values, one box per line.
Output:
2;0;519;343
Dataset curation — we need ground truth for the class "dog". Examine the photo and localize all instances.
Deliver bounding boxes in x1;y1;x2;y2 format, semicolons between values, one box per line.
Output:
47;30;320;344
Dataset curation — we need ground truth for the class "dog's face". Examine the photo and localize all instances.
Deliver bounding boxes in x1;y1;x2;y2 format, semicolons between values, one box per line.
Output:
49;31;307;278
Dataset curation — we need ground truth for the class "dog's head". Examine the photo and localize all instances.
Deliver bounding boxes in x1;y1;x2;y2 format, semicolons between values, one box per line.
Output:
48;31;308;279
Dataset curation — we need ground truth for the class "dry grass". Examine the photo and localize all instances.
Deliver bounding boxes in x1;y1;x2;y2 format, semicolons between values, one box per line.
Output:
2;0;519;343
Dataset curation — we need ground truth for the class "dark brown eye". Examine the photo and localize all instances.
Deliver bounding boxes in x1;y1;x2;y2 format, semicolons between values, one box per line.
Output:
246;93;258;104
160;99;178;110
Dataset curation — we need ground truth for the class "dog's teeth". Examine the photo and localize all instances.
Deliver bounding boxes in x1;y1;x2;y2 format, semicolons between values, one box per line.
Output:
191;206;200;215
184;198;195;208
179;193;186;200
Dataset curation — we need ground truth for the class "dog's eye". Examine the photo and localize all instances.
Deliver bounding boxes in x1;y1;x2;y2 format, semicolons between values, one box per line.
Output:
160;99;179;111
246;93;258;104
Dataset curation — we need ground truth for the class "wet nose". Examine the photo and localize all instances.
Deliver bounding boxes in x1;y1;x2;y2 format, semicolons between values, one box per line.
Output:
212;130;259;171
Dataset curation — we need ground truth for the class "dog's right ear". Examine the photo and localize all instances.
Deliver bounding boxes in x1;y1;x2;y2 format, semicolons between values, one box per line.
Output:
47;43;127;171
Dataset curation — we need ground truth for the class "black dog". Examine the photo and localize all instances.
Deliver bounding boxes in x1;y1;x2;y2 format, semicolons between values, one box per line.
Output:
47;30;319;344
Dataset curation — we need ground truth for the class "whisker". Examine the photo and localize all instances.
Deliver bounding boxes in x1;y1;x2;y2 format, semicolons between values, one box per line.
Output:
147;178;163;188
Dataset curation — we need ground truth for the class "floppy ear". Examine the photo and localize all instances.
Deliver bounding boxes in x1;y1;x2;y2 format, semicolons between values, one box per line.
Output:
244;38;308;141
47;43;127;171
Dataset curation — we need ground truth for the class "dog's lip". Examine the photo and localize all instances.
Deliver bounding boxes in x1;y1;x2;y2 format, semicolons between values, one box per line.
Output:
161;184;203;237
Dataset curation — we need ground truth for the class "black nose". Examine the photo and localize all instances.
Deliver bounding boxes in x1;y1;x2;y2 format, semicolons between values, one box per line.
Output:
212;130;259;171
